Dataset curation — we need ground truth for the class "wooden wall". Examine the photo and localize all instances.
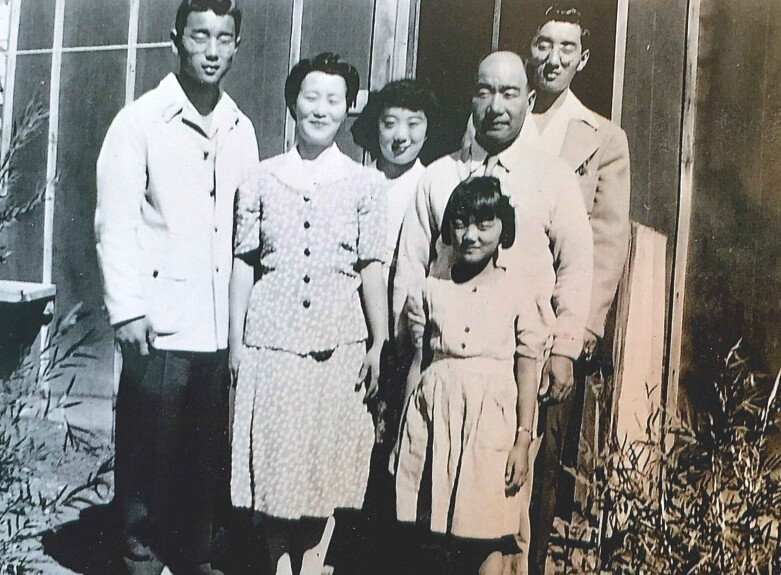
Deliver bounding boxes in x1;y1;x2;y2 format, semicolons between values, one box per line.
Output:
680;0;781;394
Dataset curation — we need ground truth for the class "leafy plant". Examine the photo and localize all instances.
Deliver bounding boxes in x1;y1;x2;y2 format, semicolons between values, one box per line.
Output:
0;96;112;574
567;343;781;574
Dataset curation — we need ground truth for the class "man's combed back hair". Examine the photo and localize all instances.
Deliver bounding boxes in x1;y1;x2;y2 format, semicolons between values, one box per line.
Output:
441;176;516;249
537;4;590;51
284;53;360;120
175;0;242;38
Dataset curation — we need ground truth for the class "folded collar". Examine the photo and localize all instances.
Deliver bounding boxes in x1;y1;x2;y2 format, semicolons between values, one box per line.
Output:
271;143;356;190
158;73;240;137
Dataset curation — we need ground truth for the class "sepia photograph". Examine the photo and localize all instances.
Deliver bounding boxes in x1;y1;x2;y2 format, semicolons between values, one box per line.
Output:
0;0;779;573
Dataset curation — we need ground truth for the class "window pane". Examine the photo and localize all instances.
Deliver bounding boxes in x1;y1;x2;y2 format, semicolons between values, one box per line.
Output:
64;0;130;47
0;54;51;283
138;0;181;44
18;0;56;51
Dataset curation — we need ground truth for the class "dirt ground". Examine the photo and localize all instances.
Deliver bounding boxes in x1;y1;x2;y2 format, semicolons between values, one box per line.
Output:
9;410;588;575
5;412;114;574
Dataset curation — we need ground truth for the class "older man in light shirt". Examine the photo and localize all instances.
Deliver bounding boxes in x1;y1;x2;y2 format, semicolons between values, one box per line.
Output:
393;50;592;573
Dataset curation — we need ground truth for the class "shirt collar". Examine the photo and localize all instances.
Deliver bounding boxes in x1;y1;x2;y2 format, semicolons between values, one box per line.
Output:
460;115;540;179
158;73;241;138
272;143;356;190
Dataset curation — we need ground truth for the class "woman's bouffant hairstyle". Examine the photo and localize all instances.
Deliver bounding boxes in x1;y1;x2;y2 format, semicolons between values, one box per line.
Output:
284;53;360;120
441;177;516;249
174;0;242;38
350;79;439;159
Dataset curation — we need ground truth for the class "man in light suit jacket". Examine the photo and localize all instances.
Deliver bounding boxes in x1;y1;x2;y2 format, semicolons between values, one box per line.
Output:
525;6;631;575
95;2;258;573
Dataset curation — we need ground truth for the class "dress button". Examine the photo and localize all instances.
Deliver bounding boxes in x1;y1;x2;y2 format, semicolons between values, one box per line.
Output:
304;248;311;256
152;270;159;278
461;343;466;349
304;221;311;229
303;195;311;202
303;300;311;308
471;286;478;293
464;326;470;333
303;275;311;283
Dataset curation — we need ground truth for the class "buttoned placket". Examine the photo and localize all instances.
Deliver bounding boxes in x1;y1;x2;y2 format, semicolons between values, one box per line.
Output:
302;190;313;310
459;285;479;350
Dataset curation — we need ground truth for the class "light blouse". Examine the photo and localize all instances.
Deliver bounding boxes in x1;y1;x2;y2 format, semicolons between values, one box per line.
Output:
406;263;554;361
234;145;388;354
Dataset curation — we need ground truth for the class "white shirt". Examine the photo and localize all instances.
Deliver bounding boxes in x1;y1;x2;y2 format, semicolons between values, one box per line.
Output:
370;158;426;280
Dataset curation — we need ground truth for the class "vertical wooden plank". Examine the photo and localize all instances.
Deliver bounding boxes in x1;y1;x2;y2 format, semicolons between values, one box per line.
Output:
0;0;21;191
611;0;628;123
38;0;65;392
284;0;304;152
42;0;65;286
666;0;701;418
491;0;502;50
392;0;412;79
407;0;421;75
370;0;397;89
125;0;140;104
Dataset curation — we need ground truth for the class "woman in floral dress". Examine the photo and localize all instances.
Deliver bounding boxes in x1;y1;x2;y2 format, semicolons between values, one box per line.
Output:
228;53;388;574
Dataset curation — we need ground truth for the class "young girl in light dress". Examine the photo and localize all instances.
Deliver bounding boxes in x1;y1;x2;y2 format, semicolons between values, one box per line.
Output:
394;176;552;575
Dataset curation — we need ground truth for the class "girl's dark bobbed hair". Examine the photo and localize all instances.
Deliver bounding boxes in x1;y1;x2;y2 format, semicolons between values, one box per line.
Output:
441;176;516;249
284;52;360;120
351;79;439;159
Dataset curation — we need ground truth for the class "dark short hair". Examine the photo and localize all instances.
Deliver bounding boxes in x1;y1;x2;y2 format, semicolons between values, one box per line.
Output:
284;53;360;120
441;177;516;249
351;79;439;158
535;4;590;51
174;0;242;39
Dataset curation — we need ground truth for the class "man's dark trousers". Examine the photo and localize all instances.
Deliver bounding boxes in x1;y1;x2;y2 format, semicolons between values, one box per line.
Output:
528;363;587;575
114;347;230;571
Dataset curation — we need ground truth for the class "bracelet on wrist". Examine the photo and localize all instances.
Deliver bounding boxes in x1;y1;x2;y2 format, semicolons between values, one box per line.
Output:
516;425;533;439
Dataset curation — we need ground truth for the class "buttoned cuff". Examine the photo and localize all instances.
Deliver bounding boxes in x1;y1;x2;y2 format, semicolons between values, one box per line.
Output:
551;335;582;360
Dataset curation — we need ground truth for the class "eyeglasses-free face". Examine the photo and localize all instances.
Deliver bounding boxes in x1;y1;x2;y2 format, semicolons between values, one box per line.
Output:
176;10;239;86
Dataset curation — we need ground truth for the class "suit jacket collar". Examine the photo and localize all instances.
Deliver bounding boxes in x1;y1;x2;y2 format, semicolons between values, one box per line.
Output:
557;90;601;172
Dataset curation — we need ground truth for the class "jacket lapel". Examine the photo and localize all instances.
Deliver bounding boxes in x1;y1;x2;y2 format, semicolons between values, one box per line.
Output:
560;118;600;175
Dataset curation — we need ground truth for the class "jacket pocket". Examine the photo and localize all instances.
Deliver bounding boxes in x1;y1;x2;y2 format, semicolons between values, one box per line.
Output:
141;265;188;335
